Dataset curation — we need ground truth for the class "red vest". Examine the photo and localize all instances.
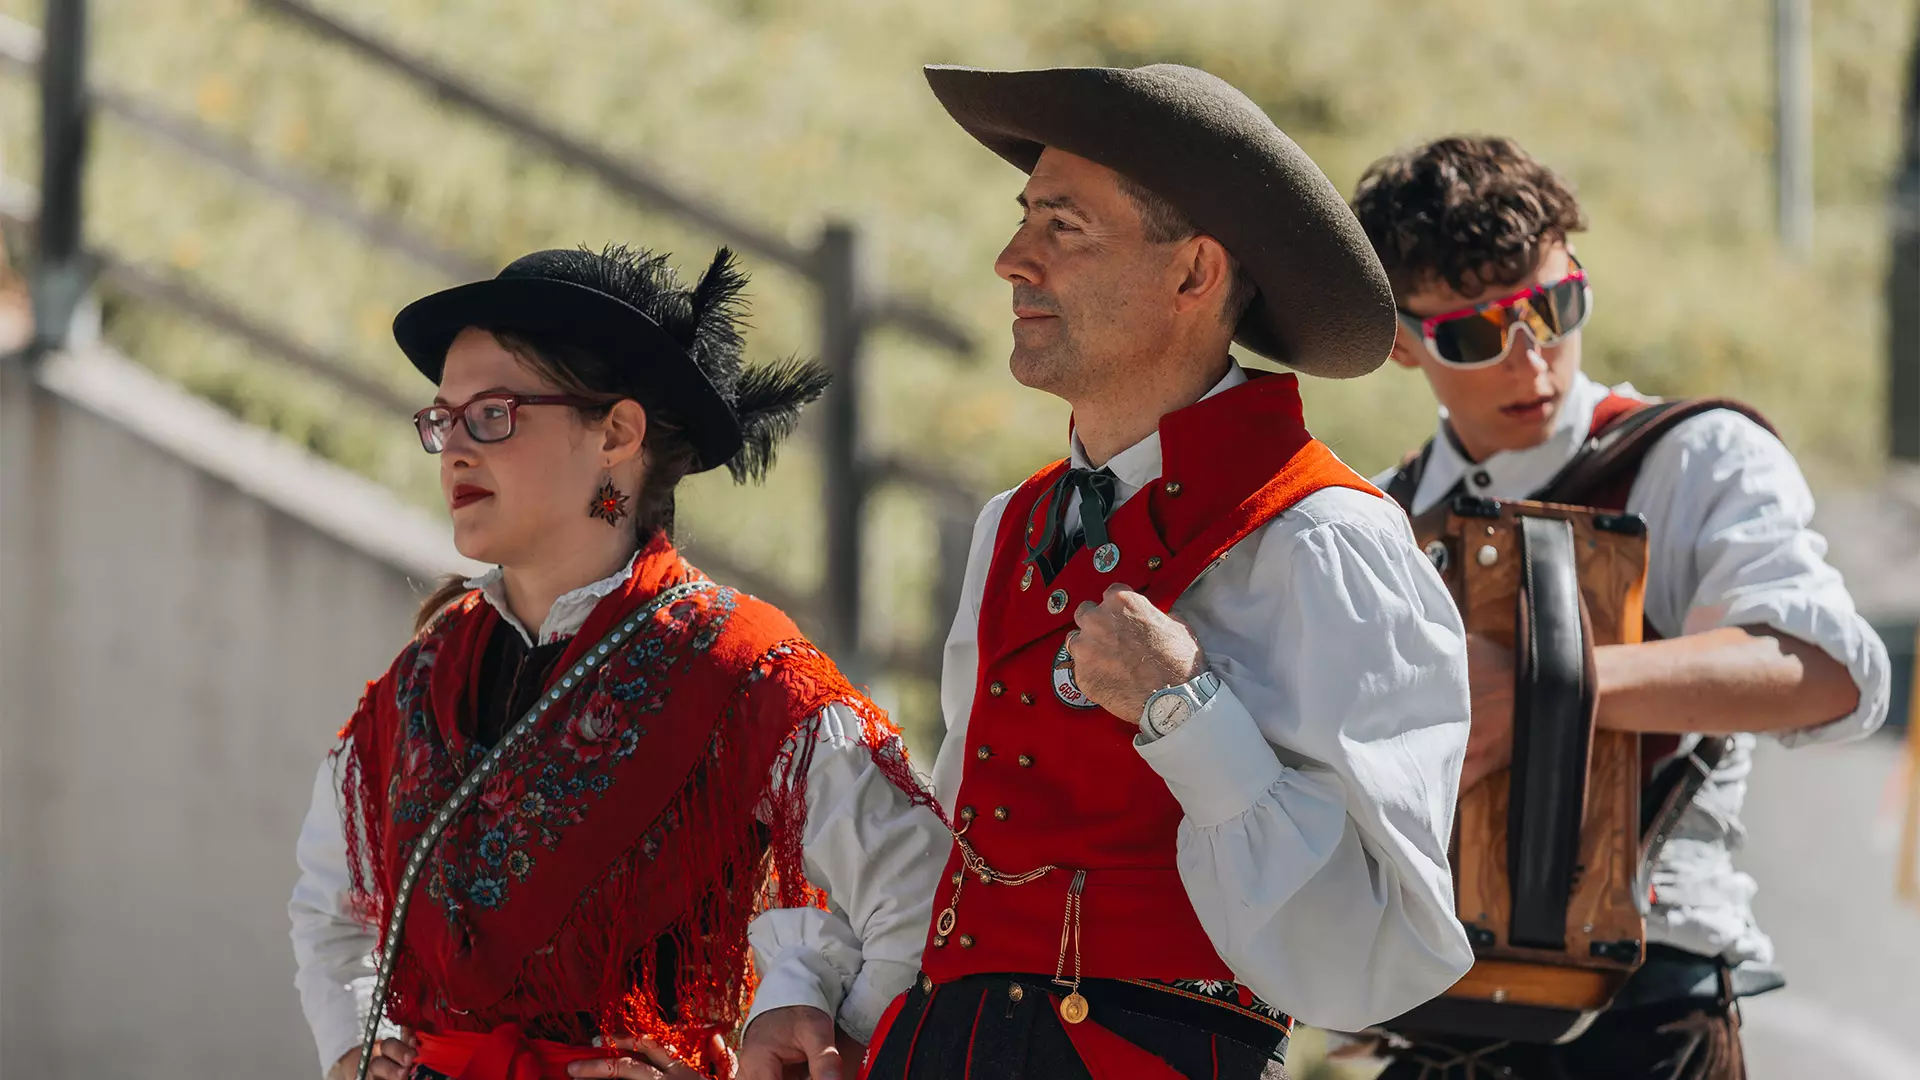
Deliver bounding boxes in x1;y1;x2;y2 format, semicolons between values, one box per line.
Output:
921;373;1381;984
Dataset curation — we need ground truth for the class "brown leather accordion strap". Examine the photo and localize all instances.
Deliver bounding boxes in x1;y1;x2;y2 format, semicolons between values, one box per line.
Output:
1384;440;1434;513
1635;735;1736;912
1533;398;1776;507
1508;515;1600;950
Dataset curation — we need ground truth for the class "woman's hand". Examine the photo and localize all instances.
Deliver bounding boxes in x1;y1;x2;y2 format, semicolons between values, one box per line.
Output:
328;1036;417;1080
567;1034;733;1079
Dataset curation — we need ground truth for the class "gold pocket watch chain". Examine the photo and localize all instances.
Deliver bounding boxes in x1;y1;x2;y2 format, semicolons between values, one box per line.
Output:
932;825;1092;1023
1053;870;1090;1023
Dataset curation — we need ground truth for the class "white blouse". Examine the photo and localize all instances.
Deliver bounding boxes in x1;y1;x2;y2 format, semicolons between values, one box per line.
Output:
288;560;949;1075
929;363;1478;1032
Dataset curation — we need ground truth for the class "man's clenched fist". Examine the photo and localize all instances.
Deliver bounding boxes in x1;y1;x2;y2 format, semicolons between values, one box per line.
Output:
1067;584;1207;723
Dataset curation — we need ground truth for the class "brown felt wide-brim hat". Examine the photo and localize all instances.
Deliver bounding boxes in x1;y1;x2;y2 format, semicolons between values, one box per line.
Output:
927;63;1393;379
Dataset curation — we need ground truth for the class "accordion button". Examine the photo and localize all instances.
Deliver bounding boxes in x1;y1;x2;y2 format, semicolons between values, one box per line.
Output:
1477;545;1499;567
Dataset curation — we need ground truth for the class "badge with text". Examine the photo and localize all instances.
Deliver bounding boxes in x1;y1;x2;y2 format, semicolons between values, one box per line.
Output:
1052;636;1098;709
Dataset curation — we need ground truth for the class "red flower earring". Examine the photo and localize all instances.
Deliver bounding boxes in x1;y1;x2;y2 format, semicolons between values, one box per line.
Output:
589;477;630;527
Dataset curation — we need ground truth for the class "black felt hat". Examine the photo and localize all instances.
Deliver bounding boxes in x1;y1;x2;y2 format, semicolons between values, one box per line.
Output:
393;245;827;479
926;63;1394;378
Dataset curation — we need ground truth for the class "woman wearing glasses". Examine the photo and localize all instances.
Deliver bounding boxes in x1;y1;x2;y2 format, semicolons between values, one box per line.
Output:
288;245;946;1080
1348;137;1889;1079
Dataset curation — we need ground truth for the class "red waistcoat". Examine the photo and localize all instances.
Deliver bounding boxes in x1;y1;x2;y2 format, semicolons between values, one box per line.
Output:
921;372;1381;984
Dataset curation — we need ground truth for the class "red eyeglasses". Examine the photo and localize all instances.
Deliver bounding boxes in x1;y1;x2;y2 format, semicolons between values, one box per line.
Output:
412;392;601;453
1396;256;1594;369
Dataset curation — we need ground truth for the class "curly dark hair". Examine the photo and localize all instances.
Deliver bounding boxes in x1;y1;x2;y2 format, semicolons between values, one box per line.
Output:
1350;136;1588;299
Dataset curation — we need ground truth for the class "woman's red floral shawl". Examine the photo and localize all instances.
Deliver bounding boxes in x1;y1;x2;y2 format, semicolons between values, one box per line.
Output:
336;538;929;1062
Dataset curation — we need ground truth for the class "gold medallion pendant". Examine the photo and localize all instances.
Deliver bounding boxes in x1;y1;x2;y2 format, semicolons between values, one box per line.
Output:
1060;991;1090;1024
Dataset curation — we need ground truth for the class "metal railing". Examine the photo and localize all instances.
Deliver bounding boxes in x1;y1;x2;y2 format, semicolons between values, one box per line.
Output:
5;0;983;683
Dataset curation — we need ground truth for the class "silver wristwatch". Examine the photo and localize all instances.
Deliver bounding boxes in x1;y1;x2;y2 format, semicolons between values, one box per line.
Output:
1140;670;1222;741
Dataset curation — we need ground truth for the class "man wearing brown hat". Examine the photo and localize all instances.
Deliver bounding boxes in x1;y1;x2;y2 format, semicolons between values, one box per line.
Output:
859;65;1476;1080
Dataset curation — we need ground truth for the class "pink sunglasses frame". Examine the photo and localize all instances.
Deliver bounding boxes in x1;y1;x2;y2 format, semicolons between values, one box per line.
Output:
1397;256;1593;369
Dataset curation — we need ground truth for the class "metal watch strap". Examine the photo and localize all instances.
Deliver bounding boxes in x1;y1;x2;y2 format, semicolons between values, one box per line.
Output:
353;580;715;1080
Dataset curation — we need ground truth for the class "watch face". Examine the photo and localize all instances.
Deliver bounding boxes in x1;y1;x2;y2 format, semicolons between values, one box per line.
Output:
1148;692;1190;731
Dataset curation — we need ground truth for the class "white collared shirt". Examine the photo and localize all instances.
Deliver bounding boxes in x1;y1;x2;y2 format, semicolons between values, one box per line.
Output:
1376;371;1891;965
462;553;640;646
931;360;1478;1032
288;558;949;1074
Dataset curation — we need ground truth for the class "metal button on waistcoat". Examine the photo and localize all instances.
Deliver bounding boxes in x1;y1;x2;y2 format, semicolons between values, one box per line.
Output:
993;806;1009;820
959;806;976;821
958;934;975;948
976;745;992;760
951;871;964;885
1018;754;1033;768
921;975;934;993
1009;983;1025;1002
1147;555;1163;570
1020;693;1035;705
989;682;1005;697
1164;481;1183;496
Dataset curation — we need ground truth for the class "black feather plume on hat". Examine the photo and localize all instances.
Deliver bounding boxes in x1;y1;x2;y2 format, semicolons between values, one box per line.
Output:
727;355;832;483
570;243;829;481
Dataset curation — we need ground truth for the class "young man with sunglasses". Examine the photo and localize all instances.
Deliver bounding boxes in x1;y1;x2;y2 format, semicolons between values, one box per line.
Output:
1349;136;1891;1078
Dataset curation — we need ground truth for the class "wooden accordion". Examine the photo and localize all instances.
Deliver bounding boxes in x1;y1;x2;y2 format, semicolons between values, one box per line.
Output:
1392;494;1655;1044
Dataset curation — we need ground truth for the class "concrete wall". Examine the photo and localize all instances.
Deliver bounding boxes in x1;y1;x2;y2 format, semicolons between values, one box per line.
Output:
0;347;476;1078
